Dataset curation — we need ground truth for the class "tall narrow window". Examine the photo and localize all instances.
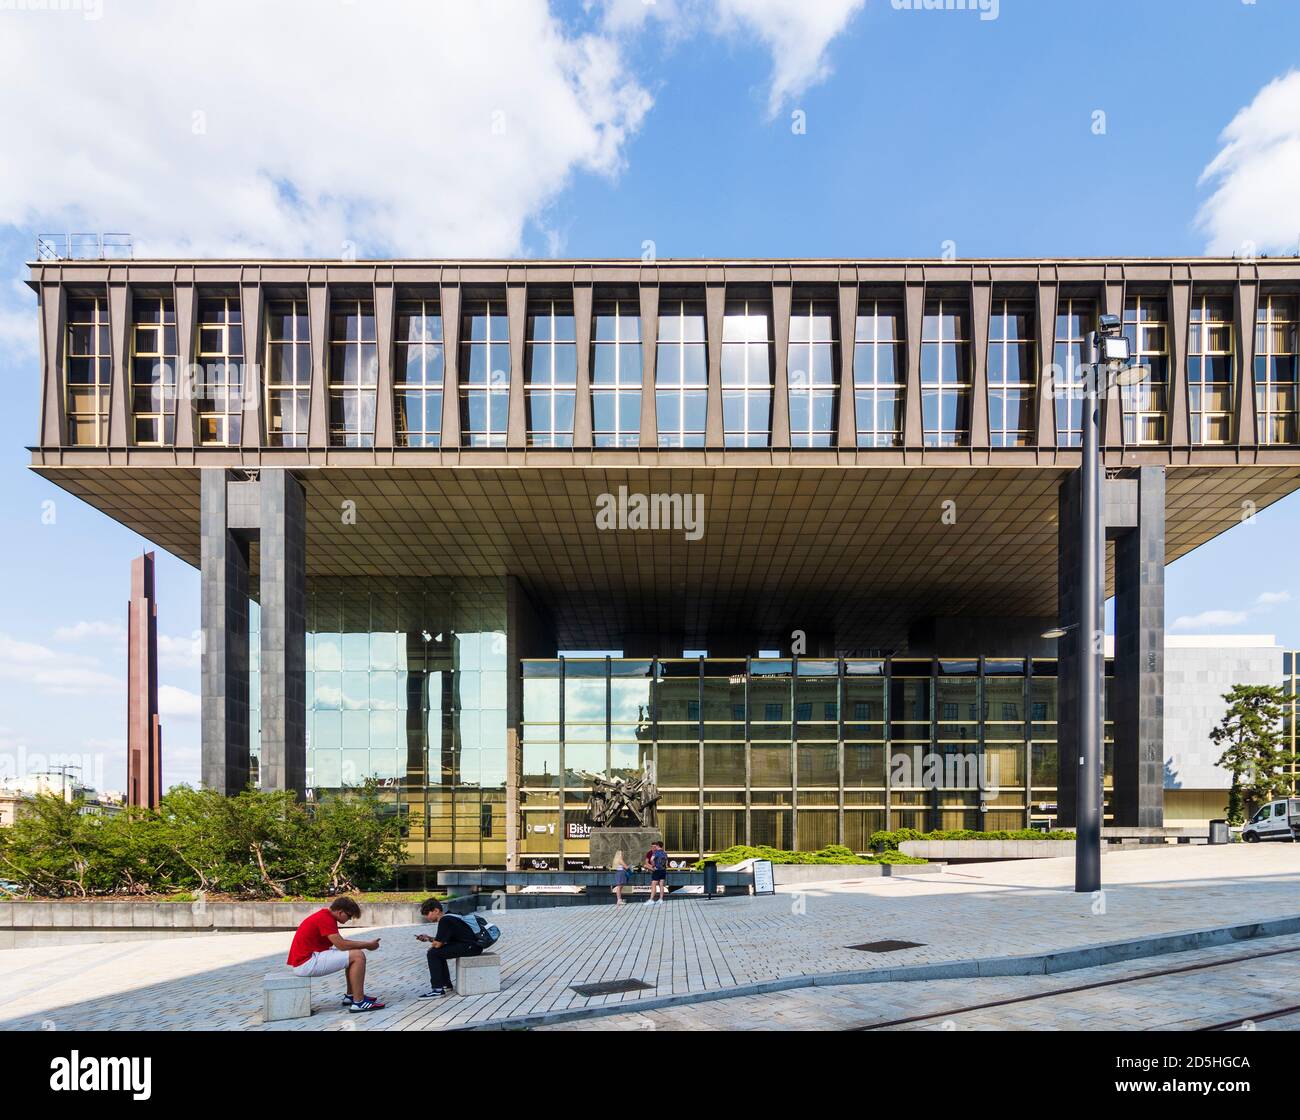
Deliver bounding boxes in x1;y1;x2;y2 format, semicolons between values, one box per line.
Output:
266;300;311;447
131;296;177;446
1255;295;1298;445
921;298;970;447
395;299;443;447
656;298;707;447
197;296;244;446
987;299;1035;447
721;298;772;447
853;299;904;447
1121;295;1168;444
1188;293;1235;445
788;299;837;447
526;299;576;447
1053;298;1093;447
592;299;641;447
328;299;377;447
65;295;111;447
460;299;509;447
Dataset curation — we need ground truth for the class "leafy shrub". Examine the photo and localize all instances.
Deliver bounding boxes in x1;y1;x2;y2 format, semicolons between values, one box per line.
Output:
868;828;1077;852
693;843;926;869
0;781;402;899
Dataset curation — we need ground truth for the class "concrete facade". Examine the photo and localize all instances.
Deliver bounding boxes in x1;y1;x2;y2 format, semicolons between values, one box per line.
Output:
1163;635;1286;812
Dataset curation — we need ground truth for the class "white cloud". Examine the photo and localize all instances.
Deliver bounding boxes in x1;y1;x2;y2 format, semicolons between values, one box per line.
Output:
0;0;652;260
158;631;201;671
55;620;200;670
54;620;127;644
159;685;200;722
598;0;864;118
1254;590;1291;607
1197;70;1300;256
1170;609;1249;631
0;279;36;356
713;0;865;117
0;633;119;694
1170;590;1293;632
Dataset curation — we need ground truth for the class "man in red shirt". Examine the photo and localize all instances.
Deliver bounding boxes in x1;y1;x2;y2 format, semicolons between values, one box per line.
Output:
286;897;385;1013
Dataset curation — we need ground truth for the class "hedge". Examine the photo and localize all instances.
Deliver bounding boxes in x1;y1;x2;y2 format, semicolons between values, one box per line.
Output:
693;843;927;869
868;827;1077;852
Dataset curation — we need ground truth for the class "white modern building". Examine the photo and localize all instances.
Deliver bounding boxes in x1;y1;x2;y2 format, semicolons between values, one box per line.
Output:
1159;635;1293;826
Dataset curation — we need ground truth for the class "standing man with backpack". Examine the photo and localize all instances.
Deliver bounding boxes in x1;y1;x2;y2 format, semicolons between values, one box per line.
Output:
416;898;499;997
643;840;669;905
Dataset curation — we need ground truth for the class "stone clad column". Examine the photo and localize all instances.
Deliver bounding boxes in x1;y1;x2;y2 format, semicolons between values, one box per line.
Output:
1054;471;1084;827
1057;466;1166;829
259;468;307;797
201;470;251;795
1112;466;1165;827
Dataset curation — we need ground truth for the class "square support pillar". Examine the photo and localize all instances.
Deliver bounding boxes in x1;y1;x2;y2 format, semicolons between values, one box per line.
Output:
1112;466;1165;827
1055;471;1081;827
201;470;250;795
259;468;307;797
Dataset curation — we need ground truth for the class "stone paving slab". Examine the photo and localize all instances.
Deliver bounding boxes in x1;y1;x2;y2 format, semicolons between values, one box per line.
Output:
0;845;1297;1032
541;932;1300;1031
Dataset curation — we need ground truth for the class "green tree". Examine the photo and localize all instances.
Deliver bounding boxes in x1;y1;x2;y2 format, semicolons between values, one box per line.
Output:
1211;684;1290;825
2;784;403;899
0;794;98;897
305;780;403;895
161;786;308;896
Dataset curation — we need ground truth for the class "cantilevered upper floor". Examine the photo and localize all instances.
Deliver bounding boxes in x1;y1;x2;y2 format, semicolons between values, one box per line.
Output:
25;256;1300;465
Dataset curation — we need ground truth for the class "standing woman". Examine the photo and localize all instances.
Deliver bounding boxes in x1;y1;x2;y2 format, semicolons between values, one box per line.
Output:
612;850;630;907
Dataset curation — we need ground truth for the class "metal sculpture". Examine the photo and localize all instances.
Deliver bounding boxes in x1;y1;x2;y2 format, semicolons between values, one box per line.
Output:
578;769;660;828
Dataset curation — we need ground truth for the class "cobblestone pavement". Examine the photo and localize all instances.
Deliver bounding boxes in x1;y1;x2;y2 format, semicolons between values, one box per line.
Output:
1;845;1297;1031
539;931;1300;1031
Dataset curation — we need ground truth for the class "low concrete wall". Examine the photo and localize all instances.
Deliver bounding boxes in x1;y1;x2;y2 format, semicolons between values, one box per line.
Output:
0;900;424;950
769;862;943;885
900;840;1077;860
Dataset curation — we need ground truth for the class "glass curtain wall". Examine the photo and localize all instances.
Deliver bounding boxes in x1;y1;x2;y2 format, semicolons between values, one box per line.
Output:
518;656;1109;863
300;577;507;888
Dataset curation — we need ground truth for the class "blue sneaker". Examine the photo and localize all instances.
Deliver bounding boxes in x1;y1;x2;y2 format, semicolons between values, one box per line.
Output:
348;997;386;1013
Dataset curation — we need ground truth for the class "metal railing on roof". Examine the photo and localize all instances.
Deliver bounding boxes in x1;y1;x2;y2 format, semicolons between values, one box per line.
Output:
35;233;133;261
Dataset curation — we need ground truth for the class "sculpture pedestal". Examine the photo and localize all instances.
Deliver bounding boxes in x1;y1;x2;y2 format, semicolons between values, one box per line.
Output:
589;827;663;871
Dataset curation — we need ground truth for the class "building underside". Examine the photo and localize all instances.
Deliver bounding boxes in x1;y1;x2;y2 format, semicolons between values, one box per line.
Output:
30;459;1300;653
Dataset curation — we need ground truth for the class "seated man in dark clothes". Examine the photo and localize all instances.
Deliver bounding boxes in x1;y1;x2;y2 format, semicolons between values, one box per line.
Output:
415;898;483;998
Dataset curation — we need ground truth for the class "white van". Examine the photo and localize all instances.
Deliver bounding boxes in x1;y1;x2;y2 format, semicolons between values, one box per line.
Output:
1241;798;1300;843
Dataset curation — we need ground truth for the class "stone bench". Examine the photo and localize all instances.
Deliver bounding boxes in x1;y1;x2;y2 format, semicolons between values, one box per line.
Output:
450;952;501;996
264;971;312;1022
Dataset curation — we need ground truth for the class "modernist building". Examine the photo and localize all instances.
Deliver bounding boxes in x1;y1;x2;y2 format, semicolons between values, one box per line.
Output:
25;256;1300;884
1162;635;1299;825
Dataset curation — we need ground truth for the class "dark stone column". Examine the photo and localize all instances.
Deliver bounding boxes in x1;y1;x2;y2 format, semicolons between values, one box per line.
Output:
200;470;250;795
1112;466;1165;827
259;468;307;797
1055;471;1081;827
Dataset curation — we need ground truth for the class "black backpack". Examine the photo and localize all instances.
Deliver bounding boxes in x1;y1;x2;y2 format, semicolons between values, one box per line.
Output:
454;912;502;951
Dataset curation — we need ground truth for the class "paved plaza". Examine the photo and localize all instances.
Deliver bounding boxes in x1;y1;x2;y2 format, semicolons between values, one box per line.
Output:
1;845;1298;1032
541;931;1300;1032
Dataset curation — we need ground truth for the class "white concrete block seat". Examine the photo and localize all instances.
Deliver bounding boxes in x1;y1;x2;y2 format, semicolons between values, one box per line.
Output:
263;972;312;1022
451;952;501;996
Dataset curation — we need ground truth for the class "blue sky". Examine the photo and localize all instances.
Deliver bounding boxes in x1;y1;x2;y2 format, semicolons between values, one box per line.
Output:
1;0;1298;792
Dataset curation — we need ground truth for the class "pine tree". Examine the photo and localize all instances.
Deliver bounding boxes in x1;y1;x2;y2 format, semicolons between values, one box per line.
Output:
1210;684;1289;825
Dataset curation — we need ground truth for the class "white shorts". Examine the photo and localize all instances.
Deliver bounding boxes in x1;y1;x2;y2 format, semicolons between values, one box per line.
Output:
291;948;351;978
